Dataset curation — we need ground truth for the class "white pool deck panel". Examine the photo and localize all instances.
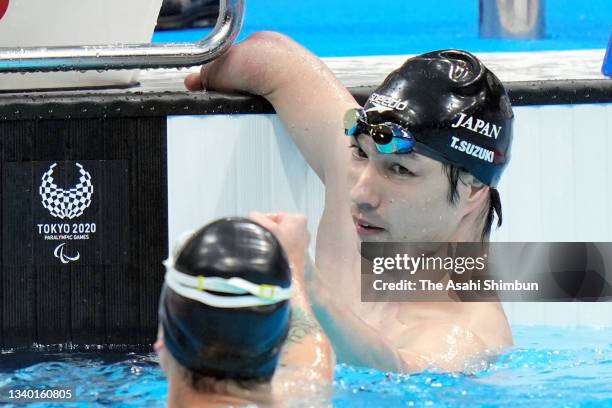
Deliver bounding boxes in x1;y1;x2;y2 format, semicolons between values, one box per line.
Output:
137;49;608;90
325;49;609;85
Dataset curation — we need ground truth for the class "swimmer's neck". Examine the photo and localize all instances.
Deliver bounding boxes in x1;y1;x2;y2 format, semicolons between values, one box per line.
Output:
167;377;272;408
167;388;252;408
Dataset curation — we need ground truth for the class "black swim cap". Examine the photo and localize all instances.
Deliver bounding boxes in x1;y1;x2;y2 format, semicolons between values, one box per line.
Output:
363;49;514;187
159;217;291;381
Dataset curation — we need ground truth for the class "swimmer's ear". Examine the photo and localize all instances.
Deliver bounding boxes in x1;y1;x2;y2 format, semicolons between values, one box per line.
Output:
155;324;165;352
154;336;171;375
154;338;165;352
458;173;488;208
459;172;485;190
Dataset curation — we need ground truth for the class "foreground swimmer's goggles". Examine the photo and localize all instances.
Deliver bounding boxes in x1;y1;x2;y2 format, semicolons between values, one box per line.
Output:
163;259;293;308
344;108;415;154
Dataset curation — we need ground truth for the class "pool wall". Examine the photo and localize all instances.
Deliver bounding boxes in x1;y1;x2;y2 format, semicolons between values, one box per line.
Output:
167;104;612;327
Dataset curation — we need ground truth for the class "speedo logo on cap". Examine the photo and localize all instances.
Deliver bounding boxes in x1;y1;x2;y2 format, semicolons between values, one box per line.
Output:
451;113;502;139
450;136;494;163
367;93;408;111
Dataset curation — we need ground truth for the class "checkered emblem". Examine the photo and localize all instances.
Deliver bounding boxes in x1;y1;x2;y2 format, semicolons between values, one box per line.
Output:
39;163;94;219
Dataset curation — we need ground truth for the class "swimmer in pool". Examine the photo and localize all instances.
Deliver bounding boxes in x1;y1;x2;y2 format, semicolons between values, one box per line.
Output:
184;32;514;372
155;214;334;407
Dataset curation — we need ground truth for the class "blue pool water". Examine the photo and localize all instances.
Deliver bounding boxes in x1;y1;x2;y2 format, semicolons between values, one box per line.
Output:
152;0;612;56
1;325;611;407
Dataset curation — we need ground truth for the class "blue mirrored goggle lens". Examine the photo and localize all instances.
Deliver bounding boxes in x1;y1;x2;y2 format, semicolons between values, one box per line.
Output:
343;108;415;153
375;136;415;154
344;108;367;136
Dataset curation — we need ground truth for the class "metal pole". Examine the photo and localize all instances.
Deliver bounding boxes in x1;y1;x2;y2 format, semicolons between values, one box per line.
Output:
0;0;244;73
480;0;545;39
603;31;612;77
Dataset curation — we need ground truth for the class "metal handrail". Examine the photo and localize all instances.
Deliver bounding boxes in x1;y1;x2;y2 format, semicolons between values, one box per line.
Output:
0;0;244;73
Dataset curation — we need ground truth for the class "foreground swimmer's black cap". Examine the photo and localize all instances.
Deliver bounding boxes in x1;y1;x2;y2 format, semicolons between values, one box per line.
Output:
364;49;514;187
159;217;291;381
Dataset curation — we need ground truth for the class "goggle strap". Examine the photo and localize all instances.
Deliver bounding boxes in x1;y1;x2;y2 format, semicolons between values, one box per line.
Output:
165;273;283;308
163;259;293;308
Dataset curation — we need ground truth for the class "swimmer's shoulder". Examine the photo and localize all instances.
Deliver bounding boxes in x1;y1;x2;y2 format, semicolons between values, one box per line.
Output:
396;322;489;372
468;301;513;349
269;366;333;407
395;303;512;372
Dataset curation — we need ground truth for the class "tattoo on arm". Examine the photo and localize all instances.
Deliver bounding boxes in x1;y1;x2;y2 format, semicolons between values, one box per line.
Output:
286;307;319;346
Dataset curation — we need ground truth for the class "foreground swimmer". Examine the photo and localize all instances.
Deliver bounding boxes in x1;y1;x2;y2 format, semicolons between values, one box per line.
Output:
185;32;514;372
155;214;334;407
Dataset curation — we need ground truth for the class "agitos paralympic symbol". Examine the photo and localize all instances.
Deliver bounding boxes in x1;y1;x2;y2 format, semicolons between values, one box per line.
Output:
53;242;80;264
0;0;9;21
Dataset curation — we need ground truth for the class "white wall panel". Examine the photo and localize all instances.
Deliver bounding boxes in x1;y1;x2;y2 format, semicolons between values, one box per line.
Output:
167;105;612;326
167;114;324;255
492;104;612;243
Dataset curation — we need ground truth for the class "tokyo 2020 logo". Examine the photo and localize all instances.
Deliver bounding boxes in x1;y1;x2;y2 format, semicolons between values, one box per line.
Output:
39;163;94;220
0;0;9;21
38;162;95;265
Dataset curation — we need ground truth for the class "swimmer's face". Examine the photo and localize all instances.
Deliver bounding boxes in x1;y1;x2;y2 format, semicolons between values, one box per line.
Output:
347;134;473;244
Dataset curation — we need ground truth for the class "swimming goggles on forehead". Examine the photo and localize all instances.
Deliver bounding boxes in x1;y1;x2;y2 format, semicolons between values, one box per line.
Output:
163;258;293;309
343;108;415;154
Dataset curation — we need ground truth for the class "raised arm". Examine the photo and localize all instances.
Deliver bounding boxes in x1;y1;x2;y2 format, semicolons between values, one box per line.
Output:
185;31;358;181
248;212;335;382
